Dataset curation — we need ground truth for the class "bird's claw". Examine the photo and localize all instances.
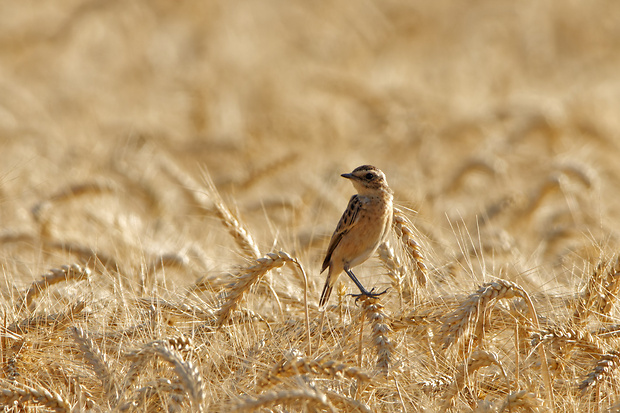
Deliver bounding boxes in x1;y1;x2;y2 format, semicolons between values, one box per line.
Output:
350;287;389;303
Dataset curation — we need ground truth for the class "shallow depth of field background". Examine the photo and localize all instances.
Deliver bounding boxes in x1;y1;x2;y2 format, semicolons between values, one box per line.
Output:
1;0;620;411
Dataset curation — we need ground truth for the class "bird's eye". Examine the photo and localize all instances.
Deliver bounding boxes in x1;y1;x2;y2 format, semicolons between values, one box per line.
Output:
365;173;374;180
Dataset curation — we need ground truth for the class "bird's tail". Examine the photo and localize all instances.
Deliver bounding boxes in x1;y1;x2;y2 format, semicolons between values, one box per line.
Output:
319;277;333;308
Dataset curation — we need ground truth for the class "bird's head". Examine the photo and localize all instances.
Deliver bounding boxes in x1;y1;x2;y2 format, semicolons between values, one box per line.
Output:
341;165;391;195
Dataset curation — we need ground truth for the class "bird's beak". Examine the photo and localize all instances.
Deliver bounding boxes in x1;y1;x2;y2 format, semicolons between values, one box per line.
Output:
341;173;355;180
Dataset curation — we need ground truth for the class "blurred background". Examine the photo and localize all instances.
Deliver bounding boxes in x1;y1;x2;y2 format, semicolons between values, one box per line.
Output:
2;0;620;293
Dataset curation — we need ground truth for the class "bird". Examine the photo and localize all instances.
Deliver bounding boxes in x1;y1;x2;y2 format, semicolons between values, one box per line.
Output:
319;165;394;307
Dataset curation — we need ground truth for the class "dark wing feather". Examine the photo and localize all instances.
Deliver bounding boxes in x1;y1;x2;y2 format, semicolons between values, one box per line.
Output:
321;195;361;272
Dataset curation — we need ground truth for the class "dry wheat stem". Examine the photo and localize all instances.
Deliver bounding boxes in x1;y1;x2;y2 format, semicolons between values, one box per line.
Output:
18;263;91;309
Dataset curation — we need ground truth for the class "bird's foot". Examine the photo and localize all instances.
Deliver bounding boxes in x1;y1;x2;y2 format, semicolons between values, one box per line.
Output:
350;287;389;303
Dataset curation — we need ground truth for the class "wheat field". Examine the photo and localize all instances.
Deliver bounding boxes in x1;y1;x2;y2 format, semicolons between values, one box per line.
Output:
1;0;620;411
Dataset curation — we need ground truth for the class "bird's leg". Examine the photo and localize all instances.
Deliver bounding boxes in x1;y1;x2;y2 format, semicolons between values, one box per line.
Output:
344;268;388;300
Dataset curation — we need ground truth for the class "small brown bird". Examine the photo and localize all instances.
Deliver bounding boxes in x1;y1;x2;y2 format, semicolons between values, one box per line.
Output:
319;165;394;307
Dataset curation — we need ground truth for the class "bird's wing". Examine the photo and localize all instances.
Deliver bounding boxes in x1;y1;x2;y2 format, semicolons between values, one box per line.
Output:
321;195;362;272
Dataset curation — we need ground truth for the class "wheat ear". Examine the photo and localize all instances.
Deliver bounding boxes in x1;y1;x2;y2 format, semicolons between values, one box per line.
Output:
438;279;530;349
231;387;336;413
497;390;544;412
119;378;185;412
358;295;395;376
579;350;620;394
258;352;371;389
325;390;372;413
573;254;620;324
71;326;118;400
201;168;261;259
216;249;310;347
378;241;406;306
18;263;90;309
150;343;204;411
0;383;71;413
531;325;605;356
160;158;261;259
392;206;427;287
4;340;28;384
9;301;86;334
441;349;502;410
122;339;202;410
438;279;553;406
31;179;117;237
